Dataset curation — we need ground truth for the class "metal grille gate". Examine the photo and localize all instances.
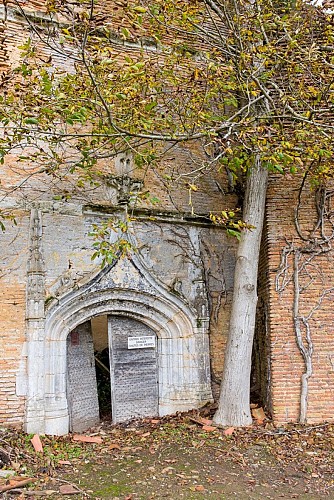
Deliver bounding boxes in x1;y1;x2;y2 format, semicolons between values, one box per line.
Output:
108;315;159;423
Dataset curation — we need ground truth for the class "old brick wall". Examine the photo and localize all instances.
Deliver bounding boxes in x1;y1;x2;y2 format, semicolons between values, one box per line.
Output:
266;175;334;423
0;211;30;426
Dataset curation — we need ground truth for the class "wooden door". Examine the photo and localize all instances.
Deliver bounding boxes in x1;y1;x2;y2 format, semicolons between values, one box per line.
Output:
67;321;100;432
108;316;158;423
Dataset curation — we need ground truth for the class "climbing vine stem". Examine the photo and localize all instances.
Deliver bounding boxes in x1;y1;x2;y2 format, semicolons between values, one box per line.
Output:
276;179;334;423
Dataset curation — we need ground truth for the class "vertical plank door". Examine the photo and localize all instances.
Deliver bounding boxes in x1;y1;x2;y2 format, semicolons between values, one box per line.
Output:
108;316;158;423
67;321;100;432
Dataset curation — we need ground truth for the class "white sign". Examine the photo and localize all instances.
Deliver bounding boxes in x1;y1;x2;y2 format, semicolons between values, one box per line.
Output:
128;336;156;349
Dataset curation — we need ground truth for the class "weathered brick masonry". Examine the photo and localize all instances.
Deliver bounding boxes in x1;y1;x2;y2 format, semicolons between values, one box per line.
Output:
0;1;334;431
0;213;30;426
265;175;334;423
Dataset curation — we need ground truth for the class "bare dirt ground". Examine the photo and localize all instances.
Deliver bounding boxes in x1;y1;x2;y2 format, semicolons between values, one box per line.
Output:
1;409;334;499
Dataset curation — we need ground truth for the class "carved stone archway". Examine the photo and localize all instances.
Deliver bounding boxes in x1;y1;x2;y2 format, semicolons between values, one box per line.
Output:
25;251;213;435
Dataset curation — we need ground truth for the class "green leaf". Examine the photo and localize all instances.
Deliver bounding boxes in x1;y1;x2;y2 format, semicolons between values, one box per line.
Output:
226;228;241;240
121;27;130;39
145;101;157;112
24;117;39;125
133;6;147;13
150;196;160;204
274;164;284;174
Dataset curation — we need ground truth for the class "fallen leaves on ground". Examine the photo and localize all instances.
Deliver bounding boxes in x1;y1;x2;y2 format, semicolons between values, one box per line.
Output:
109;443;121;451
251;406;267;424
59;483;79;495
223;427;235;436
1;408;334;498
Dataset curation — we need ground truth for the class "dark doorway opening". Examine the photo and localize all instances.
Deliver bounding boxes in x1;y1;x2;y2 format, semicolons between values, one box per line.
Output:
252;297;271;414
94;347;111;419
91;315;111;419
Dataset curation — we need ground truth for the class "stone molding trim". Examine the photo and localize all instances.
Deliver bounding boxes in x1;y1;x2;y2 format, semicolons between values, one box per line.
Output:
24;249;213;435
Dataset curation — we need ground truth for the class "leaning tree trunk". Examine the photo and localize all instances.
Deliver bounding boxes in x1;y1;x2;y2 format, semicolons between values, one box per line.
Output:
213;157;268;427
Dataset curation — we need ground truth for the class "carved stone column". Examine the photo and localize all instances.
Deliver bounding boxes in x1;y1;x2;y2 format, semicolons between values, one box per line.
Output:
25;208;46;433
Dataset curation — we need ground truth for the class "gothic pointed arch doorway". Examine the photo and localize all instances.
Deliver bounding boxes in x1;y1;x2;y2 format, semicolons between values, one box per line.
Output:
25;255;213;435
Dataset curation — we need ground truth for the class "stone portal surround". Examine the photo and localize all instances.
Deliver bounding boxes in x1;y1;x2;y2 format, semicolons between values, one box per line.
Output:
24;232;213;435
